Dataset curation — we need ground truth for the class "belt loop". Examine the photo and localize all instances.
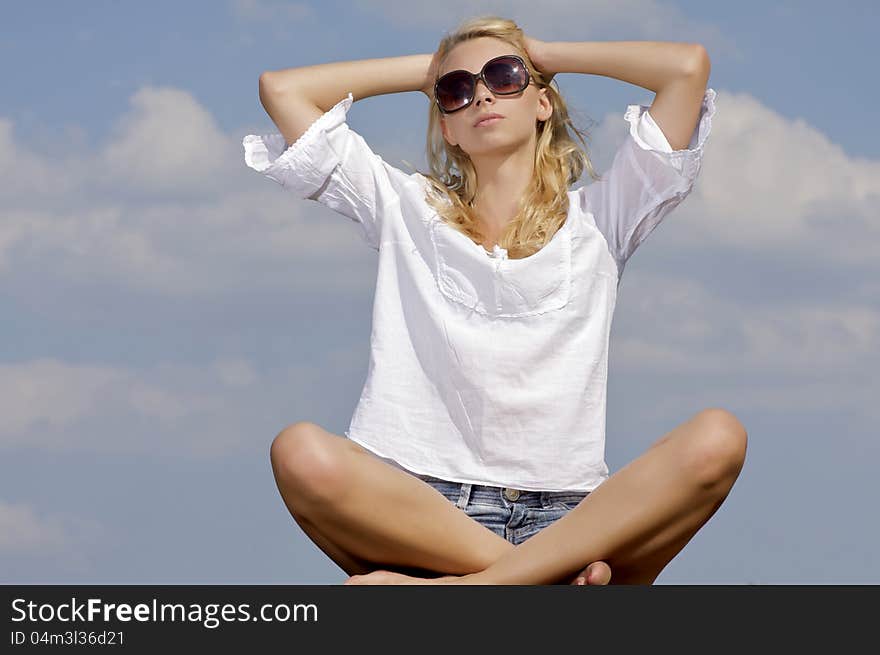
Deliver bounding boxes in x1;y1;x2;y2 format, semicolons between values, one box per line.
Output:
456;483;472;510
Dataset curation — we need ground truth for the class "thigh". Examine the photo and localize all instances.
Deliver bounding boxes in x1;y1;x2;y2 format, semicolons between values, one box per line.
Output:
359;473;510;580
384;476;590;579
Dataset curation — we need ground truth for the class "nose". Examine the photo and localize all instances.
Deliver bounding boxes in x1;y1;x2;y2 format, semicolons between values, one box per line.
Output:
474;79;494;106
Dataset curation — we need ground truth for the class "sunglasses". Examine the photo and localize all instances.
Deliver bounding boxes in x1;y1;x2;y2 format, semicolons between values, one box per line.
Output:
434;54;535;114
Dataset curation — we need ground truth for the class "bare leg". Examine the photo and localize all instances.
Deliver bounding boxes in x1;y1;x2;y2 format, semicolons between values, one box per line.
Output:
286;492;611;583
279;508;375;577
437;408;749;585
280;503;462;579
270;422;516;575
346;409;747;585
271;422;612;584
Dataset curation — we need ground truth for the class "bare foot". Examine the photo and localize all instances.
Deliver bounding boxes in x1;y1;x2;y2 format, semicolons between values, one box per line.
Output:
344;569;459;585
571;561;612;585
344;560;613;586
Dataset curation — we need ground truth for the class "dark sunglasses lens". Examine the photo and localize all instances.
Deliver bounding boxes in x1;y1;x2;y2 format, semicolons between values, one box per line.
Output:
436;71;473;112
485;57;528;93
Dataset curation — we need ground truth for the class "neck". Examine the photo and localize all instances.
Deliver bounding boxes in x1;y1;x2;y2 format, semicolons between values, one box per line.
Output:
469;142;536;239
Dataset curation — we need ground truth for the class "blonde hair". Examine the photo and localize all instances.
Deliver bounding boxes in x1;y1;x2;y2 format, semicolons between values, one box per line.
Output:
414;15;601;260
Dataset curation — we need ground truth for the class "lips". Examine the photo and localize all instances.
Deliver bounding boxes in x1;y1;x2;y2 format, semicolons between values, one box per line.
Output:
474;113;504;127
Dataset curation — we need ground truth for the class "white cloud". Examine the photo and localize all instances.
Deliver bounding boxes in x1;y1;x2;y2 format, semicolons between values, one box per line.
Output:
0;83;380;295
610;269;880;423
654;90;880;265
0;356;338;457
228;0;317;42
354;0;736;56
3;82;874;298
635;373;880;429
99;86;233;196
0;81;877;433
580;88;880;269
0;500;112;559
0;359;126;436
230;0;314;23
214;358;259;387
0;501;70;554
0;118;82;203
614;270;880;372
127;385;201;421
0;358;223;447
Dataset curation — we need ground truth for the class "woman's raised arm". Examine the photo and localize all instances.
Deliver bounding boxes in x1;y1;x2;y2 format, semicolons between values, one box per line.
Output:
532;39;709;151
258;53;436;147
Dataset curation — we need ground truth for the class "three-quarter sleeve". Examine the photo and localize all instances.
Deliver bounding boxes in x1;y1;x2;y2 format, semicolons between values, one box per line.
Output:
242;92;414;250
578;87;717;277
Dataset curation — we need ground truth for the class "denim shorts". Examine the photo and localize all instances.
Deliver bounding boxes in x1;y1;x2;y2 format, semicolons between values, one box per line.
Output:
413;472;591;546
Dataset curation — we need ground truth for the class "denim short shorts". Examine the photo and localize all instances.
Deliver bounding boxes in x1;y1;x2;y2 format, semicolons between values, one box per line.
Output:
412;472;591;546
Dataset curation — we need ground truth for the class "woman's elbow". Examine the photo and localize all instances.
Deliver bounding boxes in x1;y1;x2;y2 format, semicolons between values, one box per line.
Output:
684;45;711;78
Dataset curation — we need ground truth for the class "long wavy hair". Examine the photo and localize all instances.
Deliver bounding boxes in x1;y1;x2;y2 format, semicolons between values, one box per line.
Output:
412;15;602;260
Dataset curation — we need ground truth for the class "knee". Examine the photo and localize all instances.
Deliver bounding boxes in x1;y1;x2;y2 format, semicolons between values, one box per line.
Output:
269;422;348;502
685;408;748;491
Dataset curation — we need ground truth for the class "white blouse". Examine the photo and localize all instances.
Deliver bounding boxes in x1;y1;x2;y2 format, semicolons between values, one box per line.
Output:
243;87;716;492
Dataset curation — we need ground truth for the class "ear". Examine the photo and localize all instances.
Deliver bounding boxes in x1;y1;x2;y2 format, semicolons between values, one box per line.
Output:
440;116;457;147
537;87;553;123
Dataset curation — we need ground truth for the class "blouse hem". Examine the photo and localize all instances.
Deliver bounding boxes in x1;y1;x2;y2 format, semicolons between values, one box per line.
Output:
344;429;606;494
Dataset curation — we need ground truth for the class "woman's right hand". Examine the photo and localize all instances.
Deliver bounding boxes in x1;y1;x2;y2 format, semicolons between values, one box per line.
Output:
420;49;443;101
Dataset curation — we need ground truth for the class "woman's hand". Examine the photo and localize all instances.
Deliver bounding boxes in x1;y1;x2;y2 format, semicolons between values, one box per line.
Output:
421;48;443;101
523;36;553;82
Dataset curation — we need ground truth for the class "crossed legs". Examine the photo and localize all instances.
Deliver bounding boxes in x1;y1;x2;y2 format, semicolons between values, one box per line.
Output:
271;408;747;585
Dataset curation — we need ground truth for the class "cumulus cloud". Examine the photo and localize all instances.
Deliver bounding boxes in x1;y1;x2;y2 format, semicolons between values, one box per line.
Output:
98;86;234;197
0;80;878;448
0;359;127;436
613;270;880;371
230;0;314;23
0;358;240;450
661;91;880;264
0;82;876;295
583;89;880;267
229;0;317;44
354;0;736;56
213;357;259;387
0;84;380;294
0;500;117;580
0;118;83;204
0;500;113;565
0;354;344;457
610;269;880;425
0;501;71;555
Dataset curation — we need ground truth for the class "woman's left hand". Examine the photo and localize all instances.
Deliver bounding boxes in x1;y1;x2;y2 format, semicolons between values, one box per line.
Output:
523;36;552;80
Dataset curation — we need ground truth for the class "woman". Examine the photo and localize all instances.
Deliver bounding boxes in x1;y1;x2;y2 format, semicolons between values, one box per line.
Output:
244;15;744;585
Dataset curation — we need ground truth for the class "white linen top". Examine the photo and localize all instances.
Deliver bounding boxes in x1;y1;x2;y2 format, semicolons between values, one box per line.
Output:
243;87;716;492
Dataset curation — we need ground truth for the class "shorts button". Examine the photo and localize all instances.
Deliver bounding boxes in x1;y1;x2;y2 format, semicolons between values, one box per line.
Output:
503;488;521;501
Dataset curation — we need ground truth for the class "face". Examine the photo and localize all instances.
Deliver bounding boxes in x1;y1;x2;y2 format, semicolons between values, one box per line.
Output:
437;37;552;157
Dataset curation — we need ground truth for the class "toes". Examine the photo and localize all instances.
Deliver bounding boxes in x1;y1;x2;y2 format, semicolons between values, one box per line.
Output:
588;562;612;585
572;561;612;586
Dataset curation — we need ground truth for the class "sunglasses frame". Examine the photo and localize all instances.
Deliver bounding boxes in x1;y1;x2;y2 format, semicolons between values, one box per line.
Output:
433;54;535;114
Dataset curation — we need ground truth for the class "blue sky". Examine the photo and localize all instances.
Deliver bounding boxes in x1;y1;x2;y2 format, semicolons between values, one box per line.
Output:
1;0;878;584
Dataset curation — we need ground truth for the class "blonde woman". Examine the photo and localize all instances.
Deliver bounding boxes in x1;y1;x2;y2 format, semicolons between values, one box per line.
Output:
244;15;744;585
